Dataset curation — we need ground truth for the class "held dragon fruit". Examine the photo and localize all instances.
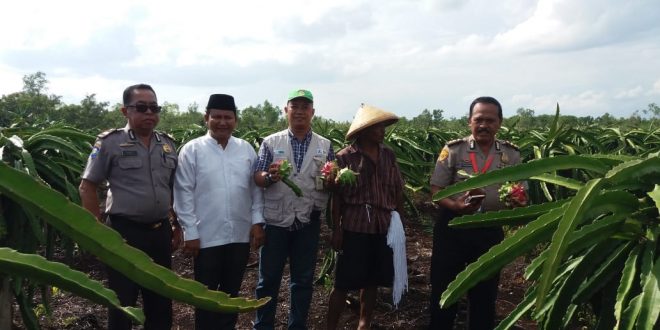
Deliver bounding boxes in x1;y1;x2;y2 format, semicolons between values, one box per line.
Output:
278;159;303;197
498;181;527;207
320;161;359;186
320;160;338;178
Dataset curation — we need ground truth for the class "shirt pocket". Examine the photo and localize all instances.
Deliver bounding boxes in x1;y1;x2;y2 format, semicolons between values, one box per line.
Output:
231;158;253;189
309;155;325;178
118;157;143;169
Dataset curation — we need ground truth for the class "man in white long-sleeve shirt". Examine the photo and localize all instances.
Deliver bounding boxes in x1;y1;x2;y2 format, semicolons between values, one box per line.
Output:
174;94;265;330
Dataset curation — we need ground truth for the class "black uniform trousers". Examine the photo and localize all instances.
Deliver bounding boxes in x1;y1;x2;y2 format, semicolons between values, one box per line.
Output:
429;211;504;330
193;242;250;330
107;215;173;330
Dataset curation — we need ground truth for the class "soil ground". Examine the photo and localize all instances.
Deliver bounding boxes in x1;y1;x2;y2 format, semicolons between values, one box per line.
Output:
11;209;537;330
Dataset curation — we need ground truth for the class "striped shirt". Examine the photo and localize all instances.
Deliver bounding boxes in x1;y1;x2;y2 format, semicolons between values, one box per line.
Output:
335;143;404;234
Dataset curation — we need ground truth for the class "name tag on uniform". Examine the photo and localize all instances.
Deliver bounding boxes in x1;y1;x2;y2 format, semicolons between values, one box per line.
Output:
274;149;285;155
122;150;138;156
316;148;326;155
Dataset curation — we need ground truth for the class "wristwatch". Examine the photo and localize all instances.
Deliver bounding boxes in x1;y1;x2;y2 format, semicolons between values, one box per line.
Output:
264;173;273;186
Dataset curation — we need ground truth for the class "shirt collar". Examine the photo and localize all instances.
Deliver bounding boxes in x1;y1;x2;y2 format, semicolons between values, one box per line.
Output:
468;135;501;153
204;131;233;146
288;129;312;143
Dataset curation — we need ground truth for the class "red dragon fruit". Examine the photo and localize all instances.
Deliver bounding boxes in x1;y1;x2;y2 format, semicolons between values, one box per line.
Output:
321;160;338;178
320;160;358;186
499;181;527;207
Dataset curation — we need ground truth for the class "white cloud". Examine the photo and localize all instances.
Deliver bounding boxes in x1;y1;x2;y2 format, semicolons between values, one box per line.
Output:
488;0;660;54
615;86;644;99
651;79;660;95
0;0;659;121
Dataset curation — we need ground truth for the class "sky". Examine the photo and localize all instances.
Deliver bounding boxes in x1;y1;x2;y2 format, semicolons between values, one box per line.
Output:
1;0;659;121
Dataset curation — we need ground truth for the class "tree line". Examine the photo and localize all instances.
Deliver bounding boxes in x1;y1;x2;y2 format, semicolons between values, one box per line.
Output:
2;72;658;133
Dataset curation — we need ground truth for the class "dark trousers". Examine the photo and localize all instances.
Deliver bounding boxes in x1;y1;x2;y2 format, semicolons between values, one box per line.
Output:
194;243;250;330
107;215;173;330
255;212;321;330
429;211;504;330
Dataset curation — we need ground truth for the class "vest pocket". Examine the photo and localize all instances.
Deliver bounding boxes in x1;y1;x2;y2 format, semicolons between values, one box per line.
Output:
311;190;329;210
263;193;283;220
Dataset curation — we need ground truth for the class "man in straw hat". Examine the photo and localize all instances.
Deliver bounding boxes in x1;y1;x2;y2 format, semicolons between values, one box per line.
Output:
253;89;335;329
174;94;265;329
326;104;406;330
428;96;525;329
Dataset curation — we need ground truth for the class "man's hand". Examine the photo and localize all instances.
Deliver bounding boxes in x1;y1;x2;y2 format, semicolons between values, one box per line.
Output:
171;225;183;252
250;224;266;251
183;239;201;258
452;191;484;215
507;194;528;208
169;209;183;252
267;162;282;182
330;230;343;253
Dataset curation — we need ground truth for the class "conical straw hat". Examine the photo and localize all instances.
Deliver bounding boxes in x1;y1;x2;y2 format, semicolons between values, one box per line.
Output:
346;104;399;140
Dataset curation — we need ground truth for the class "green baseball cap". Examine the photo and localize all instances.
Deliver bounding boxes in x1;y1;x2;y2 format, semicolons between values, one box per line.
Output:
287;89;313;102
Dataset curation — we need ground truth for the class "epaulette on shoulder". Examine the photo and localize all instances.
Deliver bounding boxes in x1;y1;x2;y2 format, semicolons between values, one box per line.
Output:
446;138;466;147
501;140;519;151
97;129;120;139
156;130;176;141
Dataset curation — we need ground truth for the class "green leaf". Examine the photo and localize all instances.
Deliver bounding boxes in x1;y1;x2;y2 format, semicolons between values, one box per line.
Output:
0;247;144;324
647;185;660;211
573;241;635;304
635;253;660;330
544;239;621;329
618;239;656;330
529;174;584;190
535;179;605;310
432;155;611;202
450;199;568;228
24;134;85;162
534;257;582;319
615;244;642;328
525;211;628;281
15;288;40;330
22;207;45;245
494;286;537;330
30;127;94;143
606;156;660;187
0;162;269;313
440;203;566;307
621;294;643;330
20;149;40;179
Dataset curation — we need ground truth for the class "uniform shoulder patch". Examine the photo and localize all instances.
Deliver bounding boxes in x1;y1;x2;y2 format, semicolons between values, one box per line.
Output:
156;130;176;142
97;129;120;139
438;146;450;162
501;140;519;151
446;138;465;147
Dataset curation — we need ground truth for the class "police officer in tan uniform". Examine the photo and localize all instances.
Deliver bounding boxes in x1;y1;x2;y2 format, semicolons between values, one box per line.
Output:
79;83;182;330
428;96;524;330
